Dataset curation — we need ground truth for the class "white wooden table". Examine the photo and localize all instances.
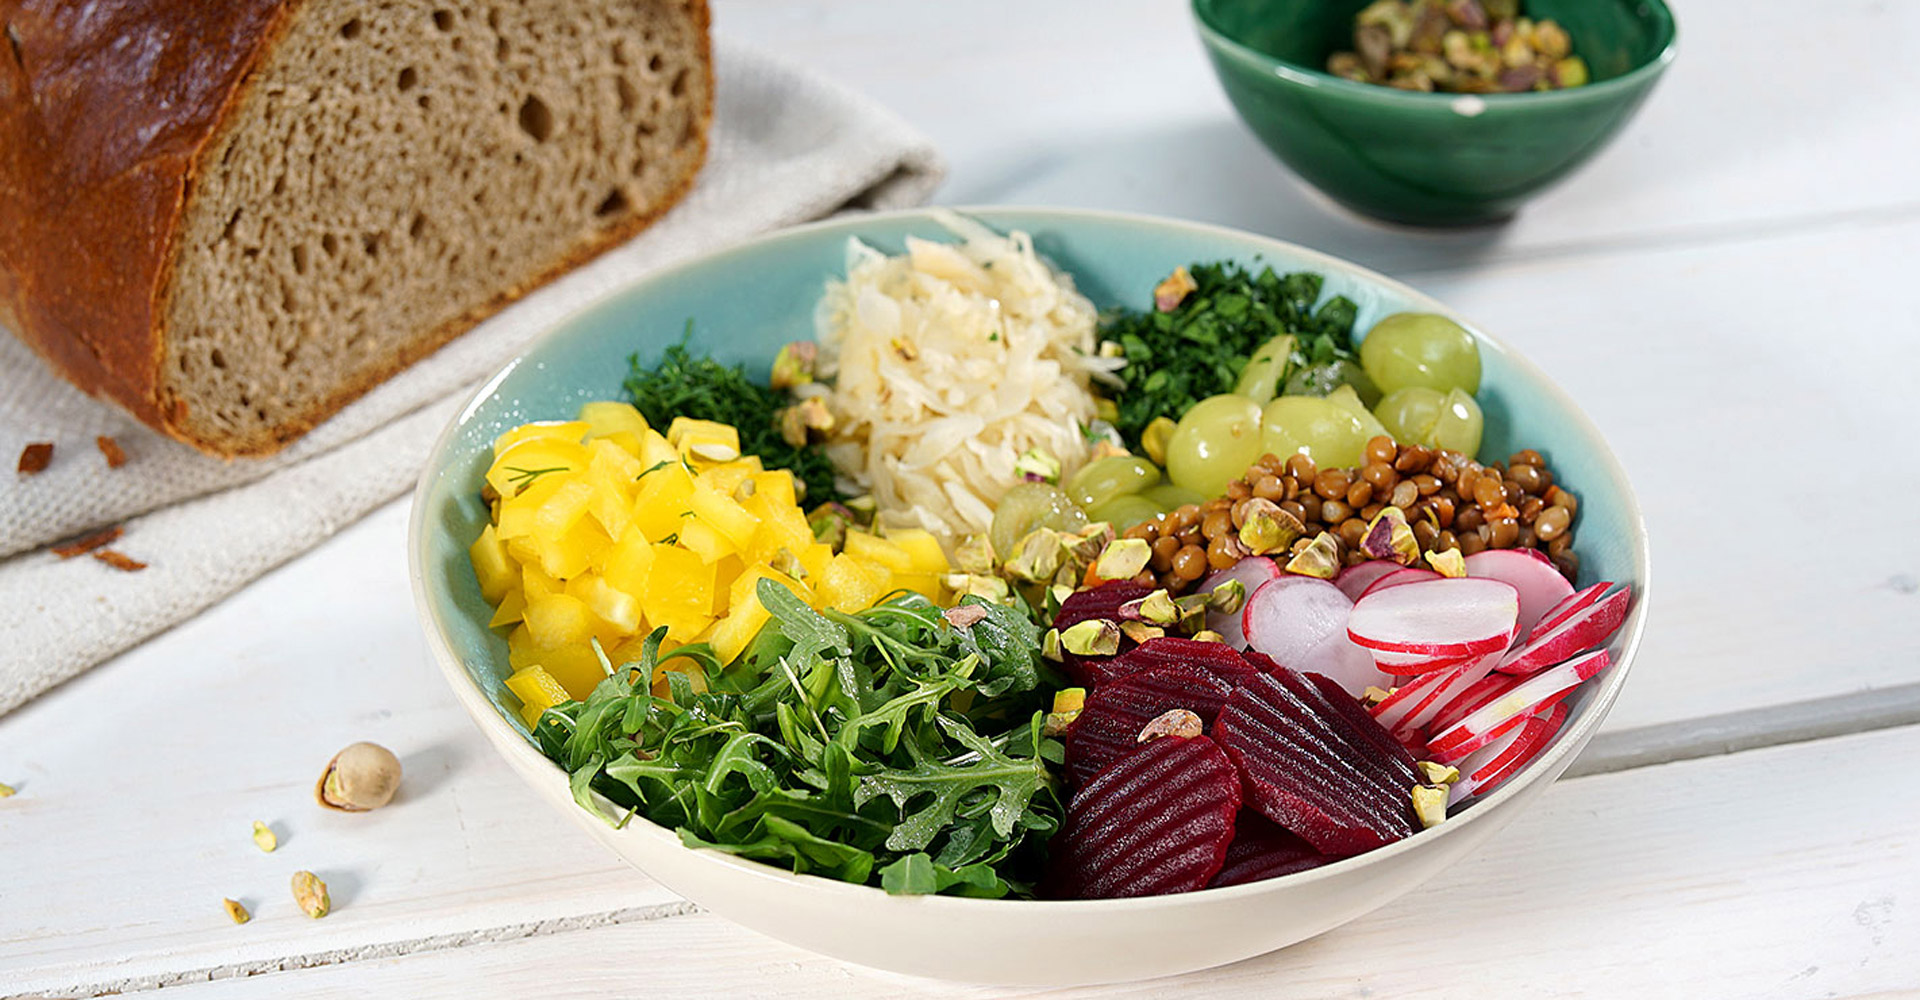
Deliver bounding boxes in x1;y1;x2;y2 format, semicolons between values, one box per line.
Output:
5;1;1919;996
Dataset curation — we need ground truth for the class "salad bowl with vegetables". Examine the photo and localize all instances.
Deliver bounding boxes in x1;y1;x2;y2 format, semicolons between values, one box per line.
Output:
409;207;1648;985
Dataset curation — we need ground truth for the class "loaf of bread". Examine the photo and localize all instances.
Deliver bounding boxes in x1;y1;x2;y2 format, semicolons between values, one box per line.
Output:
0;0;711;457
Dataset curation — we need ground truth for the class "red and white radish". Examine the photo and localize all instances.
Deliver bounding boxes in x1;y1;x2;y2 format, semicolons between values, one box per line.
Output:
1348;578;1519;658
1425;667;1516;734
1366;646;1476;675
1242;577;1390;696
1369;653;1498;745
1200;557;1284;647
1335;561;1403;603
1463;549;1575;639
1528;581;1613;642
1427;648;1607;763
1298;634;1395;699
1358;566;1441;599
1449;702;1569;804
1497;586;1631;675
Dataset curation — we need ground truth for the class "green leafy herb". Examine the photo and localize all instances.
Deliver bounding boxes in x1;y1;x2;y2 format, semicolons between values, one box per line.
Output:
1103;262;1361;448
622;329;842;503
503;465;569;490
532;579;1065;898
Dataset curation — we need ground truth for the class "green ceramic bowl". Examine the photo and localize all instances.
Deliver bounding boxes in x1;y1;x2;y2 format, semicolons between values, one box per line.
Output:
1194;0;1677;226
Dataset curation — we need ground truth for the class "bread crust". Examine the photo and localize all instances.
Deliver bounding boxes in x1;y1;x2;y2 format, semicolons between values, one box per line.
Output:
0;0;712;459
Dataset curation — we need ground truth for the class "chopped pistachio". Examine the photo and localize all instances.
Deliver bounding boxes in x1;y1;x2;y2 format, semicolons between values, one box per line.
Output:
1123;589;1180;627
945;573;1010;603
1136;708;1204;743
942;605;989;629
1424;547;1467;578
1051;688;1088;715
1550;55;1588;88
1006;529;1063;583
1120;621;1166;645
1046;584;1075;617
954;534;996;576
1042;711;1080;738
1361;685;1395;707
1173;593;1212;633
1238;498;1304;555
1154;265;1198;312
1190;630;1227;644
1411;785;1450;829
842;495;878;524
1092;537;1152;582
1206;578;1247;616
0;782;14;799
1285;531;1343;579
317;742;402;812
770;547;806;580
1417;761;1461;785
808;503;853;549
769;340;818;390
1014;448;1062;484
1060;619;1122;658
1097;340;1126;360
1063;523;1115;567
291;871;331;918
686;441;740;463
224;898;251;925
1088;440;1129;462
1140;416;1178;466
1362;506;1420;565
1041;628;1065;662
251;821;278;853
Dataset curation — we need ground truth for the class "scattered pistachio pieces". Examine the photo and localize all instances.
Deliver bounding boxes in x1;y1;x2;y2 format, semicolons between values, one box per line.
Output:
1425;547;1468;578
1119;620;1165;645
954;534;997;576
0;782;14;798
1140;416;1178;466
1059;619;1122;658
316;742;403;812
1092;537;1152;582
1205;578;1247;616
768;340;817;390
1128;589;1181;627
1418;761;1462;785
1041;628;1065;662
1013;447;1062;484
941;604;989;629
251;821;278;853
1238;498;1303;555
224;898;251;925
1362;506;1419;566
1154;265;1198;313
1361;685;1395;707
1136;708;1204;743
1043;688;1088;737
1411;785;1450;829
1190;630;1227;644
1285;531;1343;579
291;871;331;919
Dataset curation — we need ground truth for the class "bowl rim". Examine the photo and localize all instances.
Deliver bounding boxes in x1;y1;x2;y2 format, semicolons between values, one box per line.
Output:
407;203;1652;913
1190;0;1678;110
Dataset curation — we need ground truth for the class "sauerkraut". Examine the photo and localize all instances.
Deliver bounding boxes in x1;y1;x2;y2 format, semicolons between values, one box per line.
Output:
811;213;1120;548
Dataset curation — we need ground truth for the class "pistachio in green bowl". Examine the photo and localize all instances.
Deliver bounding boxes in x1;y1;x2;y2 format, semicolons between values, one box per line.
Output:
1193;0;1677;226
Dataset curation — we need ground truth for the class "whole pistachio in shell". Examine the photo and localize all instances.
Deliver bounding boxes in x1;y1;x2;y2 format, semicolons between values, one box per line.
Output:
316;742;402;812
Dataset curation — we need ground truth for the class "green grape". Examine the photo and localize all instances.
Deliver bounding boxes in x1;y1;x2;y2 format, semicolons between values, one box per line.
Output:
1282;359;1383;408
1430;387;1484;456
1261;396;1371;469
1142;482;1206;509
1325;384;1392;443
1232;333;1295;405
1358;312;1481;395
1166;394;1267;496
1261;418;1305;463
1087;494;1165;531
1373;387;1446;444
1065;456;1160;510
989;482;1087;558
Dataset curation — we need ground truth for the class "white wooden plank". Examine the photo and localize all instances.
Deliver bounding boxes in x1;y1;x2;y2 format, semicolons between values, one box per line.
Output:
140;724;1920;999
717;0;1920;274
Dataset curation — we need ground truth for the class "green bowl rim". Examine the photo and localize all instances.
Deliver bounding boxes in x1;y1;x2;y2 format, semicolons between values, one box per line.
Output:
1191;0;1678;109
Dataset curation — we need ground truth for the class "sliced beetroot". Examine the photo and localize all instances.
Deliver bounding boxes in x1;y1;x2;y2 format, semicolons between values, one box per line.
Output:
1428;648;1607;763
1208;810;1334;888
1497;587;1630;675
1098;637;1260;688
1063;666;1236;790
1450;702;1569;805
1348;578;1519;658
1464;549;1575;639
1334;560;1403;603
1359;566;1440;598
1529;582;1612;642
1201;558;1283;646
1053;582;1154;631
1215;669;1419;856
1045;735;1240;899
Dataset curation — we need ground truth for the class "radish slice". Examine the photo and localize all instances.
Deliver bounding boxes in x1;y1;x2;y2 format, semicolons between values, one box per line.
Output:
1335;561;1403;603
1450;703;1569;804
1426;668;1516;733
1348;578;1519;657
1528;582;1613;642
1463;549;1575;639
1201;558;1284;648
1369;654;1497;746
1242;577;1389;696
1298;634;1395;698
1397;653;1500;738
1427;649;1607;763
1498;587;1631;675
1367;646;1476;675
1359;567;1441;599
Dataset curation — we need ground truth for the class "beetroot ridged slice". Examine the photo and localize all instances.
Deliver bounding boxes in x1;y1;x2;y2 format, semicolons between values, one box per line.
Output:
1045;736;1240;899
1063;666;1235;790
1053;582;1155;687
1098;637;1261;688
1208;810;1334;888
1217;670;1420;856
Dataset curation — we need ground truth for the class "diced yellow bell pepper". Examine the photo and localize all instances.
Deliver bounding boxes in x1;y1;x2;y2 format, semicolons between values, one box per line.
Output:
644;544;715;637
686;479;761;550
844;530;914;573
567;573;644;634
488;587;527;628
749;470;798;509
535;518;610;581
637;429;680;471
632;462;696;539
729;564;812;609
496;476;565;540
523;592;598;650
711;555;745;615
708;600;769;664
468;524;518;603
891;572;944;603
522;563;561;600
598;430;644;458
507;664;572;715
493;420;587;457
577;401;650;440
885;528;949;575
486;436;588;500
743;497;814;566
667;417;741;463
676;516;734;565
506;628;609;700
797;542;835;584
698;457;763;496
598;524;656;598
584;441;641;539
533;479;596;546
816;552;890;613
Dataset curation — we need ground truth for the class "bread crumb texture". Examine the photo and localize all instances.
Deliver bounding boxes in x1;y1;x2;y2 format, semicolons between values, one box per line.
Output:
164;0;710;454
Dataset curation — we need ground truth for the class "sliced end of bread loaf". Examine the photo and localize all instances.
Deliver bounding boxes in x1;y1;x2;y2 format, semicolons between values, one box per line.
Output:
160;0;712;456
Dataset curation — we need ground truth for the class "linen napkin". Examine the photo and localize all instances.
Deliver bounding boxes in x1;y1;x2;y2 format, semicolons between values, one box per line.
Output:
0;40;944;716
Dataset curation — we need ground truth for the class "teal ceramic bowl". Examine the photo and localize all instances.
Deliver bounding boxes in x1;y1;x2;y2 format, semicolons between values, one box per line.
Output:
409;207;1649;985
1194;0;1677;226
